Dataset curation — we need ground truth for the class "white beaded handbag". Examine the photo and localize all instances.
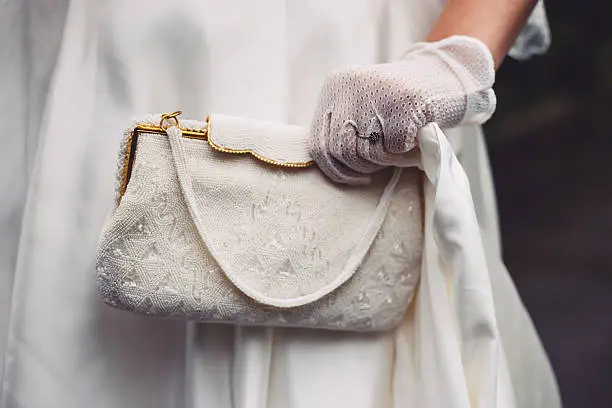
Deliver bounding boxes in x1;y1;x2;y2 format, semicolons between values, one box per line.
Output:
96;111;424;331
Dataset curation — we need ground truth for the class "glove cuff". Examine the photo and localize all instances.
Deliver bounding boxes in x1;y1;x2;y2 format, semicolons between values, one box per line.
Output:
402;35;497;126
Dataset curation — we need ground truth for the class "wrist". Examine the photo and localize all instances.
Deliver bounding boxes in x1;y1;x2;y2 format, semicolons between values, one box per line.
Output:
426;0;540;69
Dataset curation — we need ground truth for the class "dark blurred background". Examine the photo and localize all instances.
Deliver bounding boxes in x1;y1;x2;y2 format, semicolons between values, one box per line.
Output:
483;2;612;407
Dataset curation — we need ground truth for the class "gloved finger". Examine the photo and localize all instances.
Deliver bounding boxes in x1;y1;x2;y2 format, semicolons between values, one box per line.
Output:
328;118;384;174
356;116;420;167
380;94;422;154
355;116;396;165
382;115;419;153
309;112;371;185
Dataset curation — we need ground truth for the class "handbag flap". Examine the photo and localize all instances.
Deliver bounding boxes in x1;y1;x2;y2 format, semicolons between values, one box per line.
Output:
207;114;313;166
125;114;422;309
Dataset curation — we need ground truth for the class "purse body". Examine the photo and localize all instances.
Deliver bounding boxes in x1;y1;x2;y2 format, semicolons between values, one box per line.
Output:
96;114;423;331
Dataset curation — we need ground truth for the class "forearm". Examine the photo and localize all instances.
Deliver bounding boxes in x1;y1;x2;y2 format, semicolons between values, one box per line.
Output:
427;0;539;69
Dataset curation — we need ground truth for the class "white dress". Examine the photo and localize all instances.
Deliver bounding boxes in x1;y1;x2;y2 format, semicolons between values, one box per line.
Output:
0;1;560;407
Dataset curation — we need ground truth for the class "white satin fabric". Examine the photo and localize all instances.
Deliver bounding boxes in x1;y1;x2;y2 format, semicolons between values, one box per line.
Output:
0;1;560;407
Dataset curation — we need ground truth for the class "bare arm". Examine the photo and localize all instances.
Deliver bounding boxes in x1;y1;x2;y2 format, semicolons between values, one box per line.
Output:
427;0;539;68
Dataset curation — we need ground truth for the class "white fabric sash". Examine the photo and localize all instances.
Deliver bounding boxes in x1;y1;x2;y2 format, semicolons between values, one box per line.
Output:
411;123;514;408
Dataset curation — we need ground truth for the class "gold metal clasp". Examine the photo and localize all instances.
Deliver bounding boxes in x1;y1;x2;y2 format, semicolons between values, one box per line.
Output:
118;112;210;202
160;110;182;129
136;111;209;140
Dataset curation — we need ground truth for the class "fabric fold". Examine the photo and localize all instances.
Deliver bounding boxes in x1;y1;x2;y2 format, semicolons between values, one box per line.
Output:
407;123;512;407
510;0;551;60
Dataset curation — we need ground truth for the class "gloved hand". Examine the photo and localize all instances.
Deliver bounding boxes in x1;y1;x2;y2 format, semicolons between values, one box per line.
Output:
309;35;497;184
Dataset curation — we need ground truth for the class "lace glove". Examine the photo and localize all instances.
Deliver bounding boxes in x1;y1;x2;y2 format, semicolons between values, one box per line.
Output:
309;35;497;184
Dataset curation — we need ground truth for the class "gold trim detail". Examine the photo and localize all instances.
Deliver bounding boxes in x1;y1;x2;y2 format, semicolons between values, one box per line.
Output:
118;113;313;202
